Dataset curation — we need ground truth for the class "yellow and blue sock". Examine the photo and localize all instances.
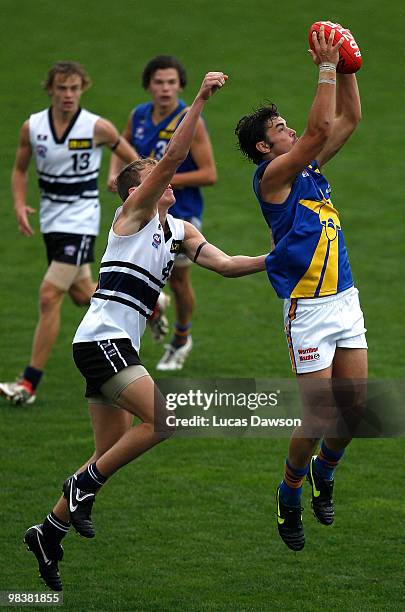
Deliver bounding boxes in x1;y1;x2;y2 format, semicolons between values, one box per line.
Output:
314;440;344;481
279;459;309;506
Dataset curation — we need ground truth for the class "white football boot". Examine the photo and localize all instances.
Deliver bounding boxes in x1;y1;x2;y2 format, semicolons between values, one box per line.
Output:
156;336;193;371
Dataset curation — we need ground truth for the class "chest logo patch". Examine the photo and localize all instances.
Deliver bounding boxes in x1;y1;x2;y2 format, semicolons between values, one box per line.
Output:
68;138;93;150
152;233;161;249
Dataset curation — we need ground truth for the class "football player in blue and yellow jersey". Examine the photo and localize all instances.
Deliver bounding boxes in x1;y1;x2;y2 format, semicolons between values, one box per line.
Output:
109;56;217;371
236;26;367;551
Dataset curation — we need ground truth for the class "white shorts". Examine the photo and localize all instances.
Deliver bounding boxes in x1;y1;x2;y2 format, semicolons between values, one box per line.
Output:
284;287;367;374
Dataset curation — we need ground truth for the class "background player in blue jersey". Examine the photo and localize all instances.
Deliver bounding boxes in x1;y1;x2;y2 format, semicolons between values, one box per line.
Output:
108;56;217;371
0;62;136;406
235;26;367;550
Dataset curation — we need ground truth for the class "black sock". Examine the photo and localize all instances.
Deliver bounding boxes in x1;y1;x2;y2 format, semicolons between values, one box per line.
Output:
76;462;108;493
23;366;43;390
42;512;70;547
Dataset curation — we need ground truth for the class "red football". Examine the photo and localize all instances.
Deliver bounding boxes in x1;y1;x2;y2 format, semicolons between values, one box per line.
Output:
309;21;362;74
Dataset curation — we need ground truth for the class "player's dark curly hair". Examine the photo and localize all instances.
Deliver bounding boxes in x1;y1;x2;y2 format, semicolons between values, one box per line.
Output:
142;55;187;89
235;103;279;165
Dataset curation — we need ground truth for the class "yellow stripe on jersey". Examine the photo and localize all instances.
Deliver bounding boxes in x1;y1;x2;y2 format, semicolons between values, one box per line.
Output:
291;198;341;298
165;108;188;131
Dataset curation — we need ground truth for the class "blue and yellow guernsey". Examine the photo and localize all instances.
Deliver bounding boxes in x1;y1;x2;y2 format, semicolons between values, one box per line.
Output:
253;160;353;299
131;100;204;219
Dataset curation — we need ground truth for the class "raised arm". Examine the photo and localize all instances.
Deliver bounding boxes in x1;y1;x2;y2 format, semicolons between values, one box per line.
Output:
170;117;217;188
260;26;343;202
121;72;227;218
182;222;266;277
94;117;138;164
12;121;35;237
107;112;134;191
315;73;361;168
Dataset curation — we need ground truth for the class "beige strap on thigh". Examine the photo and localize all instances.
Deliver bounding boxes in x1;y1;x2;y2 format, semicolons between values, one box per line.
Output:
44;261;83;291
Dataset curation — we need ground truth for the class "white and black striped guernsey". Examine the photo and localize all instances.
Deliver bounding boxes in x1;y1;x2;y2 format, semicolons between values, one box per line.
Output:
73;208;185;352
29;107;102;235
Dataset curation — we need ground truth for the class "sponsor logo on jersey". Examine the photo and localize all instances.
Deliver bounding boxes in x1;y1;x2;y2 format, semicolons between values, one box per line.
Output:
64;245;77;257
68;138;93;150
302;170;309;177
298;347;320;362
36;145;47;158
152;233;161;249
170;239;182;254
37;134;48;141
158;129;174;139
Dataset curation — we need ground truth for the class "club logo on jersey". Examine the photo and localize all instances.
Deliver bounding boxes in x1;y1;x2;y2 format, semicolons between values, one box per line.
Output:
170;240;182;254
135;126;144;140
152;233;161;249
68;138;93;150
37;134;48;141
36;145;47;158
64;245;77;257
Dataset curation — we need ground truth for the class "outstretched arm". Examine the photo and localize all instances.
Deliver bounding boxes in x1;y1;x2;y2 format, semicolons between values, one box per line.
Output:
260;26;343;203
315;73;361;168
182;222;266;277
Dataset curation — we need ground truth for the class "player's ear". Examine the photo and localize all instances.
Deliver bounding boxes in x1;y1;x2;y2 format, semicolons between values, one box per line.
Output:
256;141;272;155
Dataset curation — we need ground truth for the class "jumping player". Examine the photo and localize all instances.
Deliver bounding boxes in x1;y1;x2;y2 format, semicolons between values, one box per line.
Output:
235;26;366;550
0;62;137;405
108;56;217;370
24;71;267;590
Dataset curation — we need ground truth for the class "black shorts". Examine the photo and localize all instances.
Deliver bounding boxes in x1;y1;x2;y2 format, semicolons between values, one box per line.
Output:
73;338;143;397
43;232;96;266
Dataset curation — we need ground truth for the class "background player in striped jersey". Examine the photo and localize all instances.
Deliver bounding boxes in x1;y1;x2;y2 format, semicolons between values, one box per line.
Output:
108;56;217;371
235;26;366;550
0;61;136;405
23;71;267;591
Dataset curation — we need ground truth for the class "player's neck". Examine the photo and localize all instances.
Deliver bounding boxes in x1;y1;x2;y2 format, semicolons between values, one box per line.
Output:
151;100;179;124
51;105;79;126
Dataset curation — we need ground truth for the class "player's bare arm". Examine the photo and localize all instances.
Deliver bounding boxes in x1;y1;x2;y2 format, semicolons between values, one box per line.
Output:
115;72;227;234
182;221;266;277
315;74;361;168
170;118;217;189
94;118;137;163
260;27;344;204
107;111;135;191
12;120;36;237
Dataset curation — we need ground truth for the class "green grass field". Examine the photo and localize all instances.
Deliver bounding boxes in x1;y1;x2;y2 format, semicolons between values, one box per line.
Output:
1;1;405;609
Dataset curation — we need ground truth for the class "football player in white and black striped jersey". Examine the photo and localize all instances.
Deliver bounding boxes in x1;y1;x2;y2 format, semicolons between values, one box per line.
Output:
0;62;137;406
23;71;267;591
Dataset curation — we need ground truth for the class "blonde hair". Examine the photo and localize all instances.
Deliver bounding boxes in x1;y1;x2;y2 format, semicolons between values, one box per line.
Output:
43;61;92;91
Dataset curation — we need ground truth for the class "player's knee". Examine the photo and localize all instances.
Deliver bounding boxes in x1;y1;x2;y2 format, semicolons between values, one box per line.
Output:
39;283;63;313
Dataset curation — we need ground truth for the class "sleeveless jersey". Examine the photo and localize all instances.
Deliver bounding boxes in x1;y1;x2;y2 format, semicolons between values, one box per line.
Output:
131;100;204;219
73;210;185;351
29;107;102;235
253;160;353;299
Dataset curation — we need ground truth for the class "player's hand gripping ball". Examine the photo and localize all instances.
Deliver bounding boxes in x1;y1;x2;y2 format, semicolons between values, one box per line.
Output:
309;21;362;73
